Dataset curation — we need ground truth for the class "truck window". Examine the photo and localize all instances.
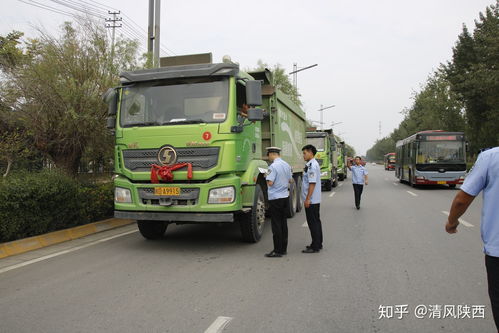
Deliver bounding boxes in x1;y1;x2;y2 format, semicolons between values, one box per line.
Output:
120;78;229;127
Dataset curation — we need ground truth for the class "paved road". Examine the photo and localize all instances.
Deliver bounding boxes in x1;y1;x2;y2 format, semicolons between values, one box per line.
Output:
0;165;494;332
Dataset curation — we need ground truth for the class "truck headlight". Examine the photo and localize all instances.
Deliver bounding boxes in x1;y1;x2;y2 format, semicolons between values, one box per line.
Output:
321;171;328;177
208;186;235;204
115;187;132;203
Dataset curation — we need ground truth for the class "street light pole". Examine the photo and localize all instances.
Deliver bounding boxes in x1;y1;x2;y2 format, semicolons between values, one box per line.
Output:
289;63;318;90
317;104;335;130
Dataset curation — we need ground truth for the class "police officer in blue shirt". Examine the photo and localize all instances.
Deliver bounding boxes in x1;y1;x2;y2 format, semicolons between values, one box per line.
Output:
348;156;369;209
265;147;292;258
445;147;499;331
301;144;323;253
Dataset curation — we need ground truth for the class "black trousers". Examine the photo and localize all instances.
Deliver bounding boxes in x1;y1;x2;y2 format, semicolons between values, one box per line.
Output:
269;197;289;254
305;203;323;250
353;184;364;207
486;255;499;331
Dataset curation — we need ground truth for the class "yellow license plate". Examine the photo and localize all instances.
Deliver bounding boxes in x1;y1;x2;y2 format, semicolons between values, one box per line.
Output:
437;181;446;185
154;187;181;196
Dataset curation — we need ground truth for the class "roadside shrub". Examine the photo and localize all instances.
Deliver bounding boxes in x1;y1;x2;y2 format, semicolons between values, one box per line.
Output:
0;170;114;242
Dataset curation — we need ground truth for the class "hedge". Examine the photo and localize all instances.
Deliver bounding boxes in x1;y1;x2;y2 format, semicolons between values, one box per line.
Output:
0;170;114;243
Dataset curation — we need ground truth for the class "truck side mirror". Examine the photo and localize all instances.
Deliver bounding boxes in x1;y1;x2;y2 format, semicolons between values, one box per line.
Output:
102;88;118;116
246;80;262;107
107;116;116;130
247;108;264;122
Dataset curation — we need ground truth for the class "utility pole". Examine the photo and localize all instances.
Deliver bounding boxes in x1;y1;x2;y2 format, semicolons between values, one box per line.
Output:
148;0;161;67
289;63;318;89
154;0;161;67
105;11;122;59
148;0;154;55
317;104;335;130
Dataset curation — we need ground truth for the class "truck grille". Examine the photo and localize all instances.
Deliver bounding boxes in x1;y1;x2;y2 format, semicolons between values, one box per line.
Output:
138;187;200;206
122;147;220;172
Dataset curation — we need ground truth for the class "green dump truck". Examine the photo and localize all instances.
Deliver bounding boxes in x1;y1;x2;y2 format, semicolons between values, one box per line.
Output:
337;140;348;181
104;55;306;242
306;129;338;191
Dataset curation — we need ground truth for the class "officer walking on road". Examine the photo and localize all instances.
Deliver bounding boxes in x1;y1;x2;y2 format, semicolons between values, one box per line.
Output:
445;147;499;331
301;144;323;253
348;156;368;209
265;147;292;258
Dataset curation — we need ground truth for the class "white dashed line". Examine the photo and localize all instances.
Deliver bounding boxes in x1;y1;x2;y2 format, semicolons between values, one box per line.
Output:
329;192;336;198
393;183;399;186
205;317;233;333
339;183;343;187
406;191;418;197
0;229;138;274
442;211;474;227
302;222;308;227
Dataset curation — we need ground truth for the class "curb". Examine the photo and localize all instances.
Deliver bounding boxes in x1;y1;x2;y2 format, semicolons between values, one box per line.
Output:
0;218;134;259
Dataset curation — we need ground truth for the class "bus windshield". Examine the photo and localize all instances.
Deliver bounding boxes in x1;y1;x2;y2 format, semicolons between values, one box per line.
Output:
120;78;229;127
417;141;465;164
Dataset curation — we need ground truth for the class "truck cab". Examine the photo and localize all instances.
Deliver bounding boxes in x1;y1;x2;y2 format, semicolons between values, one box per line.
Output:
104;55;306;242
306;129;338;191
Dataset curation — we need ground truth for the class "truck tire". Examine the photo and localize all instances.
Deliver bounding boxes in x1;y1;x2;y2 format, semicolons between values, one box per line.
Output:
137;220;167;240
239;184;266;243
324;179;332;191
332;173;338;188
338;174;344;181
287;181;297;218
295;176;303;213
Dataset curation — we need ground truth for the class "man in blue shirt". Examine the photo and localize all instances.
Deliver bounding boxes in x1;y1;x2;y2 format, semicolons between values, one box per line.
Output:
445;147;499;331
301;144;323;253
348;156;369;209
265;147;292;258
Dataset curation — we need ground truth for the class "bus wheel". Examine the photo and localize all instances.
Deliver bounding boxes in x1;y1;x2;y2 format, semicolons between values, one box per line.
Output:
137;221;167;240
449;184;456;189
239;184;265;243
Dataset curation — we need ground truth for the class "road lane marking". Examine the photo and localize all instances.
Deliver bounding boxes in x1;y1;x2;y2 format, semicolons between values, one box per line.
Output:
393;183;399;186
442;211;474;227
302;222;308;227
406;191;418;197
329;192;336;198
205;316;233;333
339;183;343;187
0;229;138;274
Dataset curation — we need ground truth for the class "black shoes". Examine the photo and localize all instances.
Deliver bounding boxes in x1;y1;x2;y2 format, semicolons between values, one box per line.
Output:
306;245;323;250
265;251;283;258
356;206;360;210
302;248;320;253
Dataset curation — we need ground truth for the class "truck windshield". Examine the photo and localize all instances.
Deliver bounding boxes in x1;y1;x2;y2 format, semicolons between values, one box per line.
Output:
120;78;229;127
306;137;325;151
417;141;465;164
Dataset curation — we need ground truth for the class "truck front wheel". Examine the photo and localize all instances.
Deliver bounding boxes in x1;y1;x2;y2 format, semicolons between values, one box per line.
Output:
324;179;332;191
287;181;297;218
239;184;266;243
137;221;168;240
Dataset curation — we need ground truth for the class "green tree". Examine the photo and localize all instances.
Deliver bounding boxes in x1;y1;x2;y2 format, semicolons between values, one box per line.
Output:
251;60;302;106
445;1;499;154
1;19;140;176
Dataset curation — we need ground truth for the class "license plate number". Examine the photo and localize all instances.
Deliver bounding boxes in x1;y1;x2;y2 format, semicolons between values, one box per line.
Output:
437;181;446;185
154;187;180;196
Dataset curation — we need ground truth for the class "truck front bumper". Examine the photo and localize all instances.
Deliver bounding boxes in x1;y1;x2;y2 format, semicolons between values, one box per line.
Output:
115;211;234;223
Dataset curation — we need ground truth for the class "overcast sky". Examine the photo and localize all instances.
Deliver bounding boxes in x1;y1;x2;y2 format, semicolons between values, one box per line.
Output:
2;0;494;154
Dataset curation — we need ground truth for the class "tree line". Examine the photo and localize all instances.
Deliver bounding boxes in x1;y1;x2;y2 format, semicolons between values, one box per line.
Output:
366;1;498;162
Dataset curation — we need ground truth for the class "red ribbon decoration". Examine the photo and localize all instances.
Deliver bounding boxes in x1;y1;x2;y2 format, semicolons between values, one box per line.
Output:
150;163;193;183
